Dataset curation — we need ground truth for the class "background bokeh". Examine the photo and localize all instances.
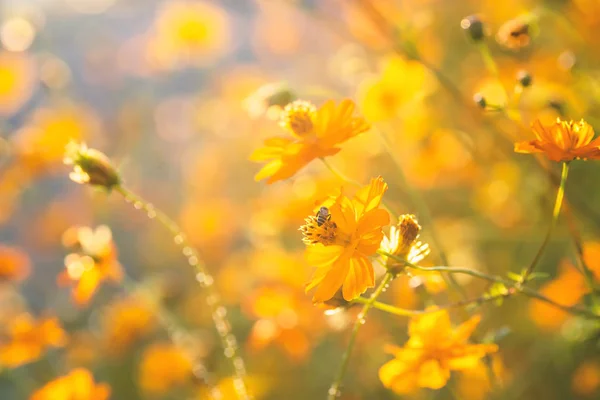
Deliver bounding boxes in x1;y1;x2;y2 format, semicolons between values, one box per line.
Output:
1;0;600;399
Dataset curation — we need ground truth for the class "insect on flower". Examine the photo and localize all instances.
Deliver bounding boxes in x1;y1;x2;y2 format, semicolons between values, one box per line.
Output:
316;206;332;227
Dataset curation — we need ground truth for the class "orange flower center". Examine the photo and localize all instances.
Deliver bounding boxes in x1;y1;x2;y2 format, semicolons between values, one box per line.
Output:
280;100;316;137
300;216;337;245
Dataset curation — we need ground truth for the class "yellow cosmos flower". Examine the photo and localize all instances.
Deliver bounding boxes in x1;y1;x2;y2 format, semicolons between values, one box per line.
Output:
380;214;430;268
358;56;433;122
30;368;110;400
250;99;370;184
379;309;497;394
0;51;36;116
150;0;230;68
300;177;390;302
515;118;600;162
58;226;123;306
0;314;67;367
139;343;192;394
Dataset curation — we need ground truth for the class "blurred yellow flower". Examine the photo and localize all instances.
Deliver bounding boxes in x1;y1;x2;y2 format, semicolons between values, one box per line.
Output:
0;314;67;367
0;244;30;282
496;17;531;50
58;226;123;306
379;309;497;393
139;343;192;394
456;356;510;400
30;368;110;400
245;285;322;361
301;177;390;302
529;262;588;331
0;50;35;116
101;297;156;355
250;99;370;183
13;103;98;173
150;0;230;68
515;118;600;162
572;361;600;396
359;56;433;122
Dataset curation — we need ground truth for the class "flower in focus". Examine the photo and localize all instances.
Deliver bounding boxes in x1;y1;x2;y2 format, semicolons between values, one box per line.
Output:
58;225;123;306
0;51;36;116
150;0;230;68
101;297;156;355
63;142;121;189
301;177;390;302
30;368;110;400
250;99;370;183
379;309;497;393
138;343;192;394
0;244;30;282
0;314;67;367
496;17;531;50
380;214;430;269
514;118;600;162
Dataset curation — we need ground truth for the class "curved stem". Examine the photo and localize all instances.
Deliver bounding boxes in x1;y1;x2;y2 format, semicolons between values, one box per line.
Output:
521;162;569;282
352;296;425;316
121;275;221;399
376;128;467;299
114;185;251;400
328;272;394;399
378;250;599;320
320;157;362;188
320;157;399;217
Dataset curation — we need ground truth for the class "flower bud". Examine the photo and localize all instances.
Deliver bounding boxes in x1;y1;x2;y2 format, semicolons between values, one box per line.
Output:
461;15;486;41
516;70;532;87
64;142;121;190
473;93;487;109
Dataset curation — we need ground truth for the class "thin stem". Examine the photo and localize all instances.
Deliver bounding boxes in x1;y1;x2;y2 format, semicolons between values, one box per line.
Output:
352;297;425;316
320;157;362;188
320;157;399;217
378;250;600;320
121;276;221;399
376;128;467;300
328;272;394;400
522;162;569;281
114;185;251;400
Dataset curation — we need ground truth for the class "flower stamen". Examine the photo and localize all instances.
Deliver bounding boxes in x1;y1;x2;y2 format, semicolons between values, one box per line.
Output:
279;100;316;137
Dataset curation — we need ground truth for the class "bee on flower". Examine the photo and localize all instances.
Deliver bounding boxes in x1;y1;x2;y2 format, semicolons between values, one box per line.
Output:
514;118;600;162
300;176;390;302
250;99;370;184
58;225;123;306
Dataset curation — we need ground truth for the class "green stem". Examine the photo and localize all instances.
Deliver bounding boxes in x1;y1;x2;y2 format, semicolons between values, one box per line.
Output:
521;162;569;282
376;128;467;300
328;272;394;400
352;297;425;316
320;157;362;188
114;185;251;400
320;158;400;217
121;276;220;398
378;250;599;320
